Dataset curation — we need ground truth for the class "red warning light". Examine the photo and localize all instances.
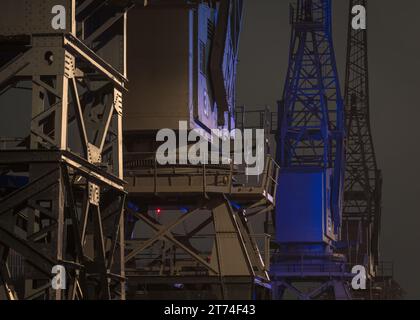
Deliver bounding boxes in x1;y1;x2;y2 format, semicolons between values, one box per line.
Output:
156;208;161;215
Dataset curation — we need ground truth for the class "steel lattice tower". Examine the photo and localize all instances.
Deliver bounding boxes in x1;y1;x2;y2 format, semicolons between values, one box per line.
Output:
0;0;131;300
272;0;349;300
343;0;382;276
278;0;345;233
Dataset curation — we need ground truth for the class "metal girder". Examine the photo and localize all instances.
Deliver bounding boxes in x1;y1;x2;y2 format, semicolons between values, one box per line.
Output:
0;0;128;300
0;224;56;277
0;262;17;300
0;157;126;299
0;151;125;190
128;209;218;274
63;35;127;90
273;279;352;300
124;195;270;299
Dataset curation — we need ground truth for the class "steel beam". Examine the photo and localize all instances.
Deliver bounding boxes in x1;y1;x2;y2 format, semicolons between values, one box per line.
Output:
0;0;130;300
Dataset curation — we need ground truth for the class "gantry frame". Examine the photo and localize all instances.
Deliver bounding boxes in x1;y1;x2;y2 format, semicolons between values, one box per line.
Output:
123;157;279;299
0;0;132;300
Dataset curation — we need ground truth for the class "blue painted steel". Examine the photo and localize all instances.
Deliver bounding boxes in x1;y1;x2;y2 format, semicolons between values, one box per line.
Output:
0;175;28;189
229;200;242;210
276;0;345;246
276;168;334;243
127;201;139;212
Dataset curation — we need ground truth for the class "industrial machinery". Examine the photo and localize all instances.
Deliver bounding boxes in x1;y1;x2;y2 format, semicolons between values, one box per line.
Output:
0;0;404;301
124;0;241;134
0;0;131;300
343;0;381;278
271;0;350;300
343;0;402;299
122;0;279;300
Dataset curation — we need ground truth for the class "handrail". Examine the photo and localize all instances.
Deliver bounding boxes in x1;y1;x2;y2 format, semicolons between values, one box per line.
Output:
125;152;280;198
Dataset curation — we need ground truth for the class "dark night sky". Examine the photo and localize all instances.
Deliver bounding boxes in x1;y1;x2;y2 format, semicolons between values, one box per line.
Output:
236;0;420;299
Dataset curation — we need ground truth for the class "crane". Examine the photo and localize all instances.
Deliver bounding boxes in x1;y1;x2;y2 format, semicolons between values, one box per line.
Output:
271;0;349;300
343;0;381;275
342;0;405;300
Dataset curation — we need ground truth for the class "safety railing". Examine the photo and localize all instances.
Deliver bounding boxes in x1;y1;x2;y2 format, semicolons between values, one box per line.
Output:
235;107;278;134
269;260;355;278
6;249;25;280
0;138;26;150
375;261;394;278
124;151;280;201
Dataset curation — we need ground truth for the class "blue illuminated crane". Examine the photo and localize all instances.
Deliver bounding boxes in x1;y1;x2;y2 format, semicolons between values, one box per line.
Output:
272;0;349;300
276;0;344;250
